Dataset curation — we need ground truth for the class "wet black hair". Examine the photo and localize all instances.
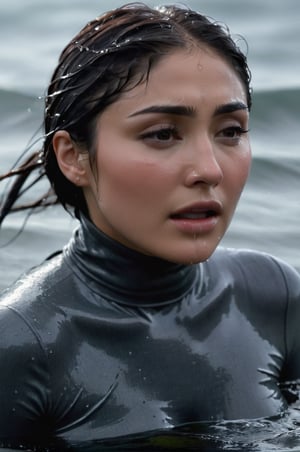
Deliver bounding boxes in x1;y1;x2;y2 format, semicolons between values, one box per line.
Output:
0;2;252;224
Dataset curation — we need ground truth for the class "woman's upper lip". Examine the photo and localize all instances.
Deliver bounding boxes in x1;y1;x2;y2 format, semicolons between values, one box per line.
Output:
170;200;222;218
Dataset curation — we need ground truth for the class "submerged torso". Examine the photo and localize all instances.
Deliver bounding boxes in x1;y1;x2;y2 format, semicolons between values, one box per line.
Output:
0;216;300;447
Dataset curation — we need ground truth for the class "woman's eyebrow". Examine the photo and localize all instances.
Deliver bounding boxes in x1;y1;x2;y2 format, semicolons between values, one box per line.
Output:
128;105;196;118
213;101;248;116
128;101;248;119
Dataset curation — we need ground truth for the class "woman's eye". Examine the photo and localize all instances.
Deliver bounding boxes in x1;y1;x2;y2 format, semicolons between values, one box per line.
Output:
218;126;249;144
154;129;174;141
139;126;182;148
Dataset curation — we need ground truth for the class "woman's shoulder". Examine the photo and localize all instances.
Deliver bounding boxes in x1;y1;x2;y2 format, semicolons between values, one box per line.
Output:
212;246;299;275
208;246;300;298
0;251;75;357
0;251;69;315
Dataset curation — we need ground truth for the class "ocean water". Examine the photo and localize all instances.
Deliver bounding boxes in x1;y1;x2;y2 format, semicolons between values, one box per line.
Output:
0;0;300;285
0;0;300;450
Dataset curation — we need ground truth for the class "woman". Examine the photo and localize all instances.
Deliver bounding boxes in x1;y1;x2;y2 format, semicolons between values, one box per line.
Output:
0;2;300;449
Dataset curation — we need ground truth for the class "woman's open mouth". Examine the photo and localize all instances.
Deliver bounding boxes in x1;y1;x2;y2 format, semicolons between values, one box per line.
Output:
170;201;221;233
171;210;216;220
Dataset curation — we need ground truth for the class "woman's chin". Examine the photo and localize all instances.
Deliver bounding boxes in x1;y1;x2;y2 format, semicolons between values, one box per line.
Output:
159;244;220;266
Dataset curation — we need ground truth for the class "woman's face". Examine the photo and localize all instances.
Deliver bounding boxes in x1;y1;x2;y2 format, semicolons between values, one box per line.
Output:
83;47;251;264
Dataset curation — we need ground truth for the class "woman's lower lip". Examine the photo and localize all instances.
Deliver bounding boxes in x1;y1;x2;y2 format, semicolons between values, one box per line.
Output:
169;216;219;233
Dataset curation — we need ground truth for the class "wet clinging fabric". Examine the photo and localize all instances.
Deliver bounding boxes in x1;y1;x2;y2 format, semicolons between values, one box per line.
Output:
0;215;300;444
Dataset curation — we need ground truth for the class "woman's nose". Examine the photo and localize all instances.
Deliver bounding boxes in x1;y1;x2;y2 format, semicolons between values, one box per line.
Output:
184;138;223;187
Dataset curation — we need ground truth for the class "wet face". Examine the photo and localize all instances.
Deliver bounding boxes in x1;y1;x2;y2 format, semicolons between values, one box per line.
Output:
82;47;251;264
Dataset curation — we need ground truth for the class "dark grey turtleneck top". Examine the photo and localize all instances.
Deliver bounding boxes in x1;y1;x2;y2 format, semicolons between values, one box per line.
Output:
0;215;300;449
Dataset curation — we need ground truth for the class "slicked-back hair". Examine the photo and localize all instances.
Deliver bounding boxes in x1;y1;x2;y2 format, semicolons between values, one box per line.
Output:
0;3;252;222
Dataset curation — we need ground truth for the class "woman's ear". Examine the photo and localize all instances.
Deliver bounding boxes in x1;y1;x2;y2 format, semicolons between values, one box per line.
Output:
52;130;90;186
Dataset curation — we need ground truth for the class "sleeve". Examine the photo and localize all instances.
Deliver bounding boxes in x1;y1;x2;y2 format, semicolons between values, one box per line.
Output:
0;305;52;444
275;259;300;382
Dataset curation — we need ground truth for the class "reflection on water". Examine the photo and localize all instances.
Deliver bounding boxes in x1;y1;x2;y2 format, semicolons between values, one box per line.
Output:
2;409;300;451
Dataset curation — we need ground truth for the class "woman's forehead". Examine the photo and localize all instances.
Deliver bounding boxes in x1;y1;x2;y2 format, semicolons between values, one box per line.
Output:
102;48;247;114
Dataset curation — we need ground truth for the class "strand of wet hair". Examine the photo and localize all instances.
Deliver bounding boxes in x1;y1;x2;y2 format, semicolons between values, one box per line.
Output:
0;151;57;226
0;151;43;182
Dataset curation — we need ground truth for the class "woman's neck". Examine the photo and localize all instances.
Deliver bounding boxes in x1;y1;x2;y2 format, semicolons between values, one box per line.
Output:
64;215;199;307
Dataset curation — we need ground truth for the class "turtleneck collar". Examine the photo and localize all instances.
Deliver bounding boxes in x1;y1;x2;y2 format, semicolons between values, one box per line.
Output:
64;215;199;307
